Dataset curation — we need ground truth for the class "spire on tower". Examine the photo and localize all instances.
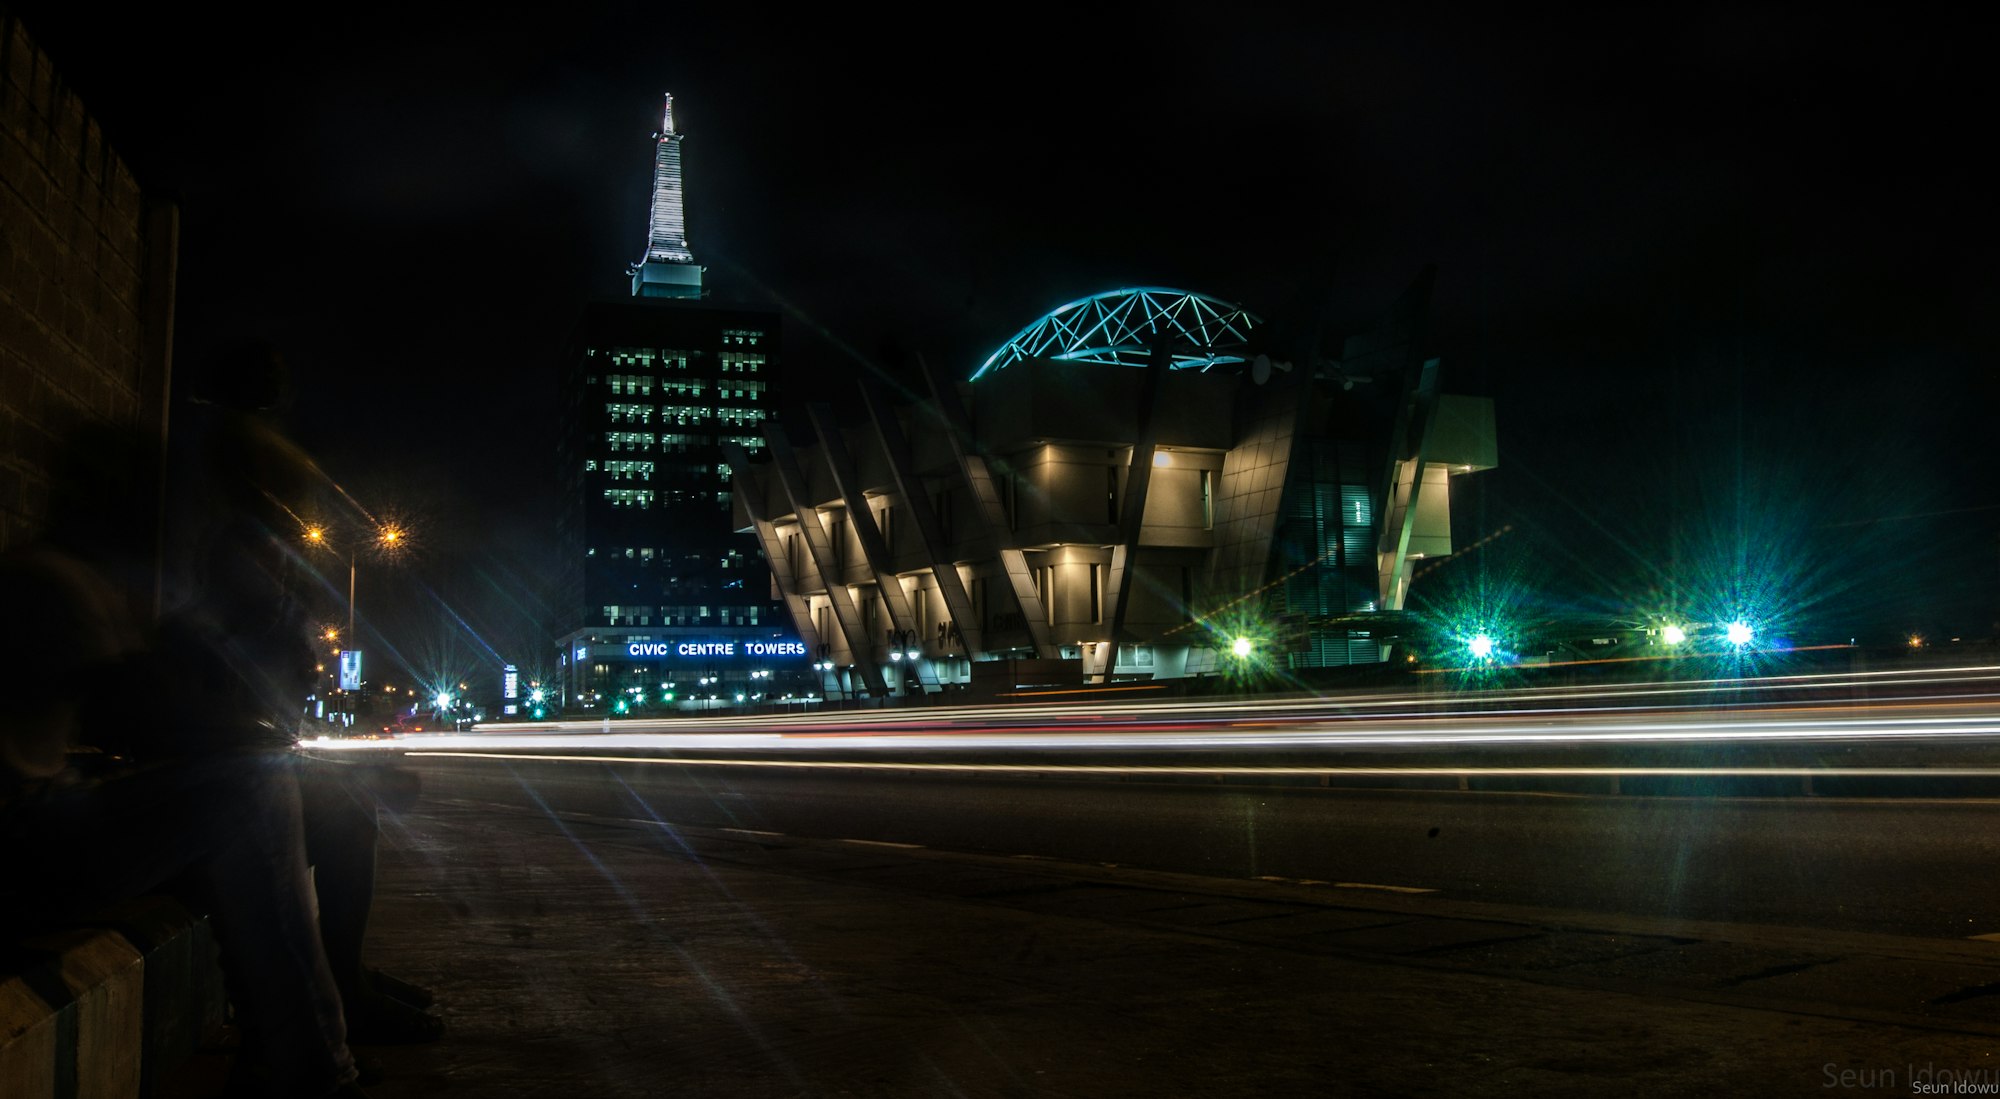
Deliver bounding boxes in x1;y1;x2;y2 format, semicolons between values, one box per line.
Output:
632;91;702;298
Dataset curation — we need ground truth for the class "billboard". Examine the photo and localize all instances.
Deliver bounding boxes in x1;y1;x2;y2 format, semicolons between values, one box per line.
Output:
339;649;363;692
503;664;519;700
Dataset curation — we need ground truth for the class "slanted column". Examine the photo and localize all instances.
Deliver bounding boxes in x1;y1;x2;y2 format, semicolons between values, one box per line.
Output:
807;405;930;691
918;356;1055;659
1377;358;1442;611
722;442;822;658
860;382;985;658
765;432;890;698
1091;337;1169;680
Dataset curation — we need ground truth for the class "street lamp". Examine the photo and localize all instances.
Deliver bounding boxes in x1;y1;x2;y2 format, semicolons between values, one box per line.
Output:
304;521;406;649
304;520;408;725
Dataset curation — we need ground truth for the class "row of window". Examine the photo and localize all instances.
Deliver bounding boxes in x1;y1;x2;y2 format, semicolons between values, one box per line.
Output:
605;432;655;452
602;460;655;481
634;405;769;428
600;488;735;510
604;488;656;508
604;350;693;370
598;334;763;364
601;604;766;627
589;549;745;567
646;377;767;398
603;432;766;454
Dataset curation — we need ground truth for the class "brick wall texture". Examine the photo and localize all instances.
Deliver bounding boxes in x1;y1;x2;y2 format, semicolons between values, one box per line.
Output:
0;14;174;551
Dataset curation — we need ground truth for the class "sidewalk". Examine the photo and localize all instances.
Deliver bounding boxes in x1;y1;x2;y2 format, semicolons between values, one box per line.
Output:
351;793;1998;1098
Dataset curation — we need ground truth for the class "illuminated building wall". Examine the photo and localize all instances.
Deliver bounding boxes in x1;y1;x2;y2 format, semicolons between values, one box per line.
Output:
731;281;1497;696
555;301;804;708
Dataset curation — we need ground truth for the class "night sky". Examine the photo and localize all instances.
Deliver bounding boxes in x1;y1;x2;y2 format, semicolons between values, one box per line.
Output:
21;7;1998;685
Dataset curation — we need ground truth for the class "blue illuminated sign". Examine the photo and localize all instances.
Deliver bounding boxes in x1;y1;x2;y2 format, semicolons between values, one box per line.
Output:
339;649;363;692
624;639;807;660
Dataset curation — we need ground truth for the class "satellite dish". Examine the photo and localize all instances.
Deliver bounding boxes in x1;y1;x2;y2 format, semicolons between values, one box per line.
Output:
1252;354;1271;385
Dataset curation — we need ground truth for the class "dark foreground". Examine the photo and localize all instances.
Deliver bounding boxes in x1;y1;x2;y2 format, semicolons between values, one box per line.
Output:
307;765;2000;1097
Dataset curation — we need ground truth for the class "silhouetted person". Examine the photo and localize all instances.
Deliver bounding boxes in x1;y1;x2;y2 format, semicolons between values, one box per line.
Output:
0;419;368;1097
164;341;441;1047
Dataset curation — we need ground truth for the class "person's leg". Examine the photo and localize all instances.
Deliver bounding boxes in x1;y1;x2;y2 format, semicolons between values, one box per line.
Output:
294;754;441;1043
297;756;378;994
194;753;359;1094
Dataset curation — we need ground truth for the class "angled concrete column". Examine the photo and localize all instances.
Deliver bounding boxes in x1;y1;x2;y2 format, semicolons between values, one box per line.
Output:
859;381;985;658
764;432;890;697
1091;339;1169;680
807;405;930;692
722;442;823;658
1377;357;1442;611
807;405;917;639
918;356;1054;659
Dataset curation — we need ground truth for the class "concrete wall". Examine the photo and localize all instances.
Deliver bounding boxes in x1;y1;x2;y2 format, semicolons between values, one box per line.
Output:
0;15;176;552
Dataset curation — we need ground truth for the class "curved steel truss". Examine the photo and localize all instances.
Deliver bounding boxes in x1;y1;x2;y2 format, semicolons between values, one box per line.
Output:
971;287;1263;380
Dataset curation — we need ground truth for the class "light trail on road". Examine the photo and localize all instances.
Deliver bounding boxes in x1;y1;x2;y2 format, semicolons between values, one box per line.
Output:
309;663;2000;767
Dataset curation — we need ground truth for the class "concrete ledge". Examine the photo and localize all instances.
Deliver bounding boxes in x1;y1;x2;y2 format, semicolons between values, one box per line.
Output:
0;898;223;1099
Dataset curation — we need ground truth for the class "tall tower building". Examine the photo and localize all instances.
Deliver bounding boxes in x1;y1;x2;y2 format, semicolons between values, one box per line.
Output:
553;94;803;712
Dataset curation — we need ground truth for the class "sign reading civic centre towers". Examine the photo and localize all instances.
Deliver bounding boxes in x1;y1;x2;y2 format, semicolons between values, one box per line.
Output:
623;639;808;660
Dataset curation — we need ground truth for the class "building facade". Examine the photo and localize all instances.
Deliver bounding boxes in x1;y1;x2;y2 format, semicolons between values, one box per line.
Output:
552;95;807;711
731;279;1497;698
0;16;177;554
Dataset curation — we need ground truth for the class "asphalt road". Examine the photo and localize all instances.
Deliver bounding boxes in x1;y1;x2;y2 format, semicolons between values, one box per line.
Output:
408;755;2000;941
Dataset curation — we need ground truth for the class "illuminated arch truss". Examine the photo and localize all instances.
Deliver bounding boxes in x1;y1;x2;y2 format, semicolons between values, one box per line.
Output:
971;288;1263;380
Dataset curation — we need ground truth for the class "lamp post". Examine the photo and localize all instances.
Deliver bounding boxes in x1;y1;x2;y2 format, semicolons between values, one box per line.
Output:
305;522;404;642
304;521;405;722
